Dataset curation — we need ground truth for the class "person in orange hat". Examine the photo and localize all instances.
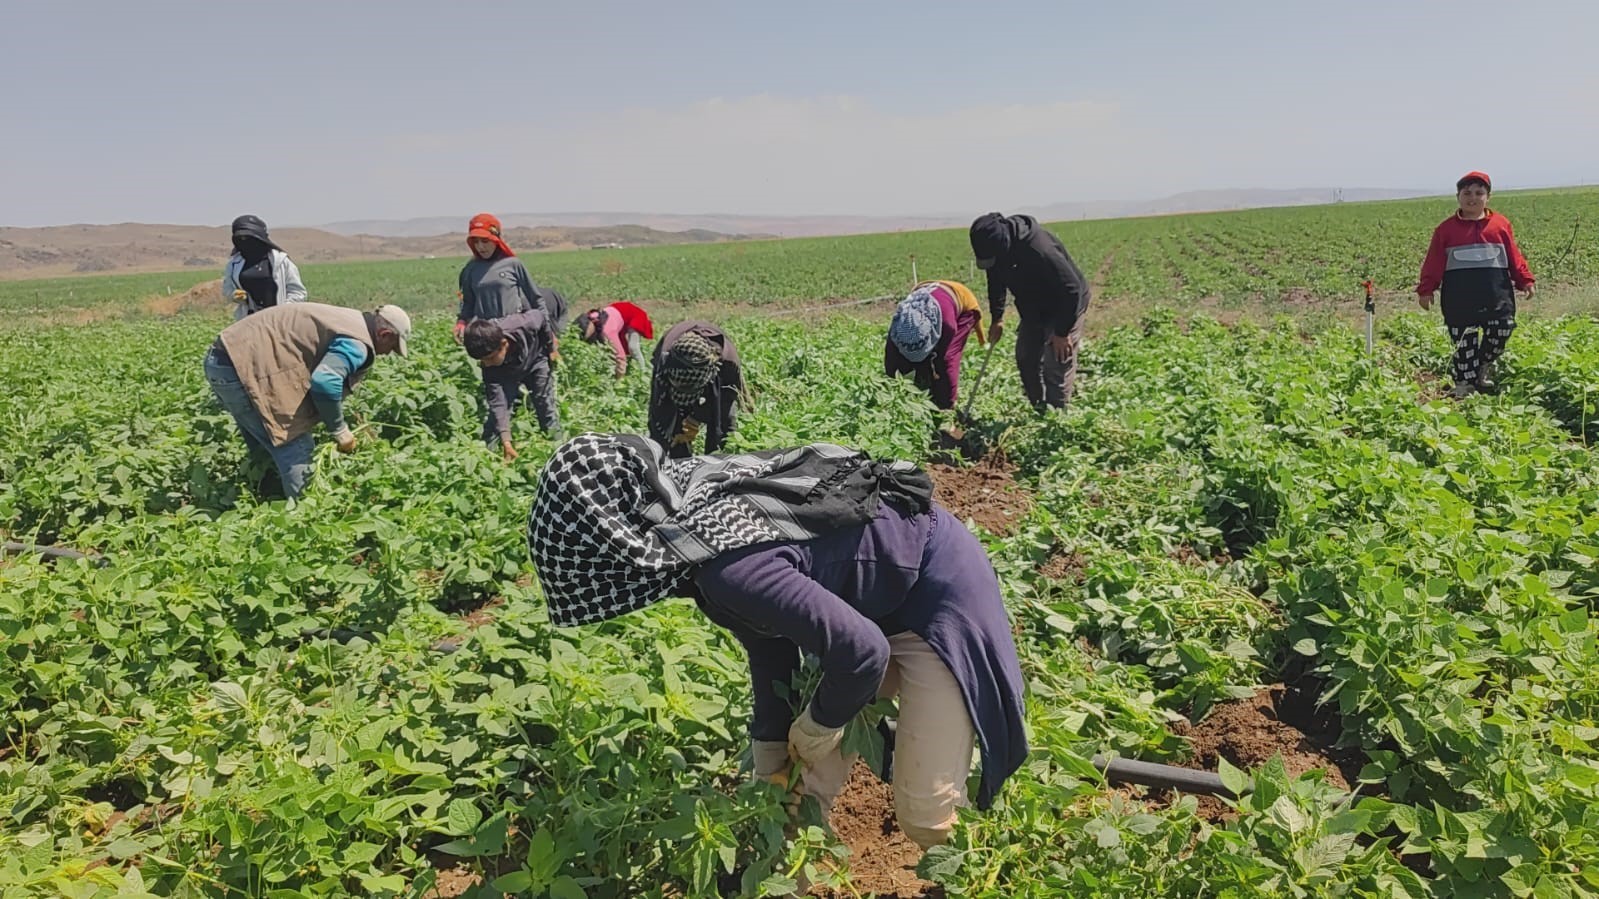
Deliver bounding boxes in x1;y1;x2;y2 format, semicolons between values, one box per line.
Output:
455;213;570;451
455;213;569;345
1416;172;1535;397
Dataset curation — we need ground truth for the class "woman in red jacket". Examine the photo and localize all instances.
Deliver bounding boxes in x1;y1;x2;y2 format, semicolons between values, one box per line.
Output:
1416;171;1535;397
580;301;655;377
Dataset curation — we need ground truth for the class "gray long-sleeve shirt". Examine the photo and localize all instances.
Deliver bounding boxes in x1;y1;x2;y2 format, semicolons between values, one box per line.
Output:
458;254;538;323
480;309;555;439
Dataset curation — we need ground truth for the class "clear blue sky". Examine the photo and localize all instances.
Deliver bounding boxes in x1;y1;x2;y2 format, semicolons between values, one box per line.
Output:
2;0;1595;226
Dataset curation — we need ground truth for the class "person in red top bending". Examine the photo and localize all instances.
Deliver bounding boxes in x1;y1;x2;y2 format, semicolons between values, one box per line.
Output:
579;301;655;377
1416;171;1535;397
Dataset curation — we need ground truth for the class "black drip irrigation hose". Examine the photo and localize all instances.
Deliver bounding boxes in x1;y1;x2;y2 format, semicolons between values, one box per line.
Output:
878;720;1241;799
2;541;110;568
297;626;376;644
1092;754;1245;798
295;625;465;655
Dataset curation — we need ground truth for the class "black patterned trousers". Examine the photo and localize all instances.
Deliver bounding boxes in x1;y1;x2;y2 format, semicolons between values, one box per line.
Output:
1448;316;1515;386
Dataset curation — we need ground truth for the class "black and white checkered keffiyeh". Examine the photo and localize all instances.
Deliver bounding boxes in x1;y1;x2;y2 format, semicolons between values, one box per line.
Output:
661;330;723;407
527;432;933;627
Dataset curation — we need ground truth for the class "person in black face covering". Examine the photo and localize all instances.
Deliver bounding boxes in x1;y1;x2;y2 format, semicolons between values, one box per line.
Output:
969;212;1091;410
222;215;307;320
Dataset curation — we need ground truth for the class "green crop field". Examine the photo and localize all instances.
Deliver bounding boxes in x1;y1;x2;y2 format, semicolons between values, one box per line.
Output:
3;196;1599;897
3;188;1596;323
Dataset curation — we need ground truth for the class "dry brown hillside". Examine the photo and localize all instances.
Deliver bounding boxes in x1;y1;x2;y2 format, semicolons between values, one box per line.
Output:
0;222;761;280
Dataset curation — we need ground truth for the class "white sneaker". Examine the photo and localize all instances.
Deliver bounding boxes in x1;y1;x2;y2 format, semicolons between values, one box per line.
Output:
1450;382;1477;399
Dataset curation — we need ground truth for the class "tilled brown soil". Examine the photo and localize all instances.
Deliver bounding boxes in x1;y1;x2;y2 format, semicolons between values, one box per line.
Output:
811;762;944;899
459;595;505;629
798;453;1023;896
1176;684;1360;788
1414;368;1450;404
925;457;1030;536
422;864;480;898
1037;549;1088;583
141;278;224;316
1157;684;1363;823
419;834;523;896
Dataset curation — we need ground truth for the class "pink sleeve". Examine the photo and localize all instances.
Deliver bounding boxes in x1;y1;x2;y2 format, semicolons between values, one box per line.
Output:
932;288;959;344
601;306;627;363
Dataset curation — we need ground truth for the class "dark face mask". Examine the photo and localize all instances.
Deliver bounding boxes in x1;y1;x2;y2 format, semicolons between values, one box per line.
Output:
969;213;1012;263
233;236;273;263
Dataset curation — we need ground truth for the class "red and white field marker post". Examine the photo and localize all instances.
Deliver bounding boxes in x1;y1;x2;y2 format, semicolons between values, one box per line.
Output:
1363;280;1376;355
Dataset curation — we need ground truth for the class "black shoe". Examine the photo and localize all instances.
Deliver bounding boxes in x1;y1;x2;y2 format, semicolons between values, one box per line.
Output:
877;718;897;783
1475;361;1496;391
252;464;286;499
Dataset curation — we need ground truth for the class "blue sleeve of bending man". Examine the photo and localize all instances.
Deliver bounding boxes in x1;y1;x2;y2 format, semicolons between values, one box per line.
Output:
309;337;369;438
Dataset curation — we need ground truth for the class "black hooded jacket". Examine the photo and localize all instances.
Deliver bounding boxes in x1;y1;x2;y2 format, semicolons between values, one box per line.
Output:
972;214;1090;336
648;320;746;458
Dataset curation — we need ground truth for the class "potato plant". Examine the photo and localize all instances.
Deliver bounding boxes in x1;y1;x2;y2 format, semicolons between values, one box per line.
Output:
2;270;1598;896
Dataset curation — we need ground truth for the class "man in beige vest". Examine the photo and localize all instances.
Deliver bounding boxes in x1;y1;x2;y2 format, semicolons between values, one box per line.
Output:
203;302;411;498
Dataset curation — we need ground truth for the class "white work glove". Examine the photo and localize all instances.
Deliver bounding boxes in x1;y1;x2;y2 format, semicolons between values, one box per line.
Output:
752;740;791;784
787;708;853;806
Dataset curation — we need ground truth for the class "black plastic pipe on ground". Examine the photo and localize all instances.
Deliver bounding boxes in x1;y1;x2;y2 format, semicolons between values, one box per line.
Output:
1;541;109;567
1092;754;1246;798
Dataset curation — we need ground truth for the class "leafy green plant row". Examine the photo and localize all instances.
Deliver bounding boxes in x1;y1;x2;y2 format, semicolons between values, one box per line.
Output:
5;306;1599;896
3;187;1595;319
947;311;1599;896
0;311;1167;896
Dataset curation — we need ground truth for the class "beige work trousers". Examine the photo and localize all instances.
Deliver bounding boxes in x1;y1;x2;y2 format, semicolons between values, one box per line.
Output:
875;632;977;849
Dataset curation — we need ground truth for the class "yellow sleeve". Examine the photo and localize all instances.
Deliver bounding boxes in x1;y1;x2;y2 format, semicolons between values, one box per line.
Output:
940;281;985;345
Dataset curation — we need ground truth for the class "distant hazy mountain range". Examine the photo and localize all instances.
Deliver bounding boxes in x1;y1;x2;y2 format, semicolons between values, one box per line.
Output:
0;223;763;279
320;188;1437;239
2;188;1441;279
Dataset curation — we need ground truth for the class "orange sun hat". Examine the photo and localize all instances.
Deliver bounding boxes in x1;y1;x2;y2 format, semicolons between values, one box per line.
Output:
467;213;515;257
